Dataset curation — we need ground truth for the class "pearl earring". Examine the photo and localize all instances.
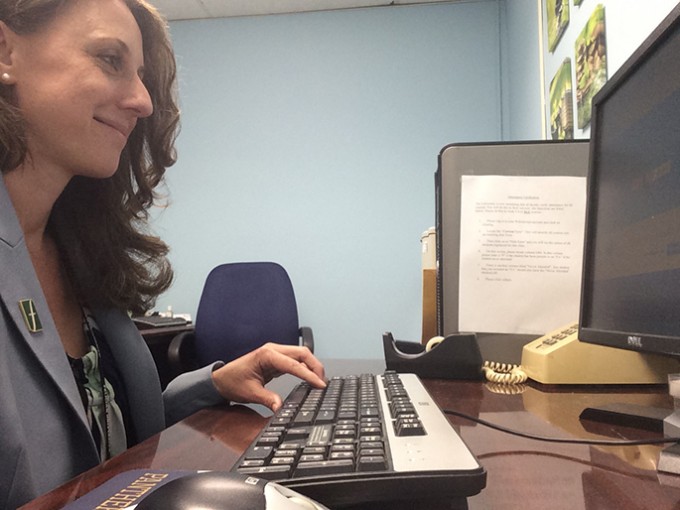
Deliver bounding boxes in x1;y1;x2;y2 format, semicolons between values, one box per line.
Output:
1;72;10;82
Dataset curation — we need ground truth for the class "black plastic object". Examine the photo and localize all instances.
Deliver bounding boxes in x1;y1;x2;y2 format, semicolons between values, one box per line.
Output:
136;472;266;510
579;403;670;433
382;332;483;380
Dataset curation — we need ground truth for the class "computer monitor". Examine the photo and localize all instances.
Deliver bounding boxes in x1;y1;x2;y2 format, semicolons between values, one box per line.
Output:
578;3;680;360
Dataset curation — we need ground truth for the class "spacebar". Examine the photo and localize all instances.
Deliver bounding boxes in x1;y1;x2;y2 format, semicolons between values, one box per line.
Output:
237;465;291;479
294;459;354;477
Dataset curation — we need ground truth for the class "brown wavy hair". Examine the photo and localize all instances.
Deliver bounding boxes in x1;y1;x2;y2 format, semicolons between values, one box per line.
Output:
0;0;180;314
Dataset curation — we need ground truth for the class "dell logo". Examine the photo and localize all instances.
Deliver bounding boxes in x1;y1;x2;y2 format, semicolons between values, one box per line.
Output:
627;335;643;349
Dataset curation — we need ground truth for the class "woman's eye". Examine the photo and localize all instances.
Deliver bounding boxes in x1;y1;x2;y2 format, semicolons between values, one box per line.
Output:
99;53;122;70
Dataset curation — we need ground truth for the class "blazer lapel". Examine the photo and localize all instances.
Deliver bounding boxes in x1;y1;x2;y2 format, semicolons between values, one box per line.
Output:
93;307;165;441
0;178;91;433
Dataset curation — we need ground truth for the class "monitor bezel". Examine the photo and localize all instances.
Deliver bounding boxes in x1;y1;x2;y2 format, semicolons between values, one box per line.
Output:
578;4;680;358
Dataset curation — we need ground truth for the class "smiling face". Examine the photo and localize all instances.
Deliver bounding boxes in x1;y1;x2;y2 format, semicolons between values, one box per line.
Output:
5;0;153;184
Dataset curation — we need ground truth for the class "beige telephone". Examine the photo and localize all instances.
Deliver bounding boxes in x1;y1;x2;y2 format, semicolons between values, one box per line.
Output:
482;323;680;385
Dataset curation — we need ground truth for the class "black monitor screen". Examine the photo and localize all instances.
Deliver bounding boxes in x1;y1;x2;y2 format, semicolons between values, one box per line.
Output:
579;5;680;357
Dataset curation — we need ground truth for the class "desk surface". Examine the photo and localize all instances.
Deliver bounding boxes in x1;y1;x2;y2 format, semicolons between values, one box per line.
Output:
20;359;680;510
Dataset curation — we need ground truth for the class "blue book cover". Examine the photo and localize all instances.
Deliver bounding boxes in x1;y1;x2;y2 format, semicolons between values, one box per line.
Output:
62;469;195;509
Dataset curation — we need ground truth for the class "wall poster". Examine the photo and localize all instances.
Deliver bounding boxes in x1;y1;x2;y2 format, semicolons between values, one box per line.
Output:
540;0;677;139
547;0;570;52
574;5;607;129
549;58;574;139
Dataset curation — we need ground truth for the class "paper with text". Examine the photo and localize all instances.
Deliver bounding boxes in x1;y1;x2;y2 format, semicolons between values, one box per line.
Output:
459;175;586;334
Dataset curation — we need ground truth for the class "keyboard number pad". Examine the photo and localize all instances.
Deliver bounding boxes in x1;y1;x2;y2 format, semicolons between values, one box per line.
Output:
383;372;426;437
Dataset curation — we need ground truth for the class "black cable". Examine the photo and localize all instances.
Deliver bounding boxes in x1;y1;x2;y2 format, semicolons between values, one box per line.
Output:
477;450;661;479
443;408;680;446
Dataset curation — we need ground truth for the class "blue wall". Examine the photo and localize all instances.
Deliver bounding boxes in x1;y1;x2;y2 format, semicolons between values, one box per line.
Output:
502;0;544;140
153;0;680;360
153;1;526;359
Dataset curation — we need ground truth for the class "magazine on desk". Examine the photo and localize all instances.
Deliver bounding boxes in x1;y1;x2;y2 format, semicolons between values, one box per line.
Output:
62;470;195;509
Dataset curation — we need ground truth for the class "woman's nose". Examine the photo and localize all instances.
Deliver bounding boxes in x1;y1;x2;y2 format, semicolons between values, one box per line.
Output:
124;74;154;118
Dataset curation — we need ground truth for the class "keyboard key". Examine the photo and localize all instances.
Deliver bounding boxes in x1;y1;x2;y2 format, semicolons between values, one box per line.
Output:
308;424;333;446
360;435;382;443
240;459;264;467
316;409;336;423
244;446;273;461
396;421;426;436
285;427;310;440
293;410;316;425
302;446;326;455
330;451;355;461
299;454;325;462
358;455;387;472
360;426;381;436
331;444;355;453
334;428;356;439
337;410;357;419
361;406;380;417
295;459;354;477
332;437;354;446
271;416;292;426
359;448;384;457
286;385;310;405
279;441;305;450
257;436;280;446
271;457;296;465
274;449;299;458
237;465;292;479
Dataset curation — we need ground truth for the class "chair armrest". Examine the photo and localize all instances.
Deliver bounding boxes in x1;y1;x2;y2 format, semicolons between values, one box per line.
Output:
300;326;314;354
168;330;198;377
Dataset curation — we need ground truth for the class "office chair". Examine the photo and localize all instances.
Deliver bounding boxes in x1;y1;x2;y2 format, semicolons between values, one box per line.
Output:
167;262;314;376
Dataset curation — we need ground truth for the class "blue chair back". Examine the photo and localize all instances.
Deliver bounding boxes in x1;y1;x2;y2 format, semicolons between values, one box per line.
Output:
193;262;301;365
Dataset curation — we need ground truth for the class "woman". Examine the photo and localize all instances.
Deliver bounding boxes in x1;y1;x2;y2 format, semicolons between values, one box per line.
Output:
0;0;325;507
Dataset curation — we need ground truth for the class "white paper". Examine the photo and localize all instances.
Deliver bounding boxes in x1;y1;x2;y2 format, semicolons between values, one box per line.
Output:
459;175;587;334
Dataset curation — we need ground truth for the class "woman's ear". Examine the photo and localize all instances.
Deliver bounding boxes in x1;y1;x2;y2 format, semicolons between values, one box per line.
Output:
0;21;18;82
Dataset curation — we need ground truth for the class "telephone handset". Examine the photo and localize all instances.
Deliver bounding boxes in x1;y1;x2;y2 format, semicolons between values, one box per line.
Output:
427;323;678;385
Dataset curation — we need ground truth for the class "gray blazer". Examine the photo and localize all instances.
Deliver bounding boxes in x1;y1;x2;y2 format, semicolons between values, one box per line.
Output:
0;179;226;509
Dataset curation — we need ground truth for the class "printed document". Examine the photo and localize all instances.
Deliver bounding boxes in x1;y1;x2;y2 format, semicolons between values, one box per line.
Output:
459;175;586;334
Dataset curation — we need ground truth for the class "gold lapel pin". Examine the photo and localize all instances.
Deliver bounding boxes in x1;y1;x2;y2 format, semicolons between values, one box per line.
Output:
19;299;43;333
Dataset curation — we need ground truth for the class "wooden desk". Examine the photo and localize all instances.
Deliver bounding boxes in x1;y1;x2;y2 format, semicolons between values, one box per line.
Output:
20;360;680;510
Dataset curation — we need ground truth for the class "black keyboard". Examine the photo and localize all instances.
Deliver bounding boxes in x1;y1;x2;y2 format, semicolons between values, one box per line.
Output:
232;372;486;507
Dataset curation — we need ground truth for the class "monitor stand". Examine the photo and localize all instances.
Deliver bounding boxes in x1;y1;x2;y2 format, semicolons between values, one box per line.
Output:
659;394;680;476
580;400;680;476
579;403;670;432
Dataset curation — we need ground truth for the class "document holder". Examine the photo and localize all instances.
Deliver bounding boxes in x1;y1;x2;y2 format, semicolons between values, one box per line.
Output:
436;140;590;359
382;332;483;380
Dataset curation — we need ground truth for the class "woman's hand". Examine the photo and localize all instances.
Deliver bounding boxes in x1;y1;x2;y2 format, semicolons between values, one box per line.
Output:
210;343;326;412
